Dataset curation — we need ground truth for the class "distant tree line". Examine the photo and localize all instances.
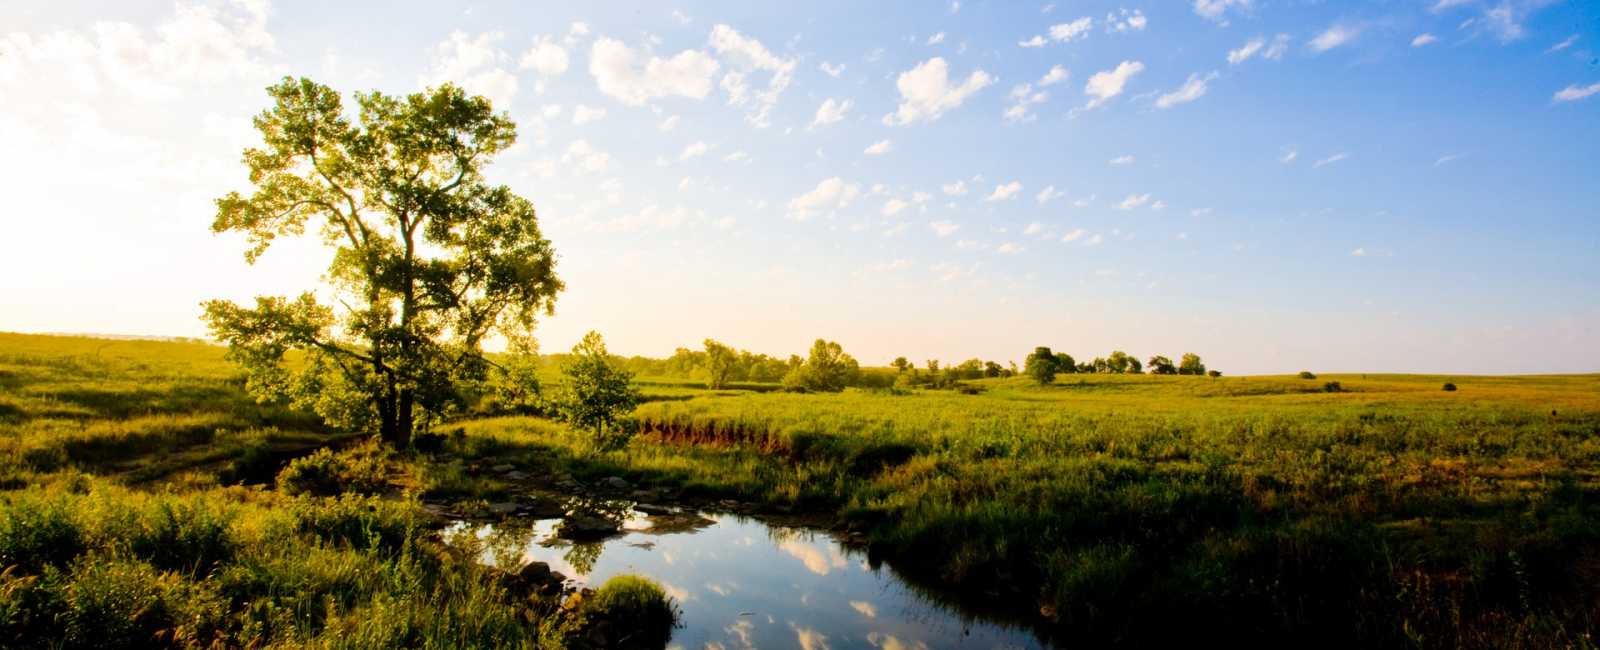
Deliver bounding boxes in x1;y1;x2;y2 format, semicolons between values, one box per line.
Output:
1023;347;1214;385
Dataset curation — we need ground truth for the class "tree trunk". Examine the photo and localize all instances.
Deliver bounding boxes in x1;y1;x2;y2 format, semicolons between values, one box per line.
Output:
395;389;414;448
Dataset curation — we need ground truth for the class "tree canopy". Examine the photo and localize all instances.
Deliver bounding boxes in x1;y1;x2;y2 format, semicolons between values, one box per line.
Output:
202;77;561;447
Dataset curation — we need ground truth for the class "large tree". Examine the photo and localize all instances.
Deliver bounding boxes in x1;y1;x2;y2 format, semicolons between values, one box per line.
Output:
1025;346;1058;385
702;338;737;389
202;77;562;447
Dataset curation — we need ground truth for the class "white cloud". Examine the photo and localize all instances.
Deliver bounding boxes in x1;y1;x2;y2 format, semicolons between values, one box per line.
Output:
1116;193;1152;210
929;220;960;237
1049;17;1094;42
1036;185;1063;203
708;24;797;128
1280;147;1299;163
1004;83;1049;122
1228;38;1266;64
1039;65;1070;86
913;191;932;203
787;177;861;220
1191;207;1213;217
1193;0;1251;22
1019;35;1048;48
1554;82;1600;102
1109;155;1135;165
519;37;569;76
1547;34;1579;53
949;1;961;14
986;181;1023;201
811;97;852;128
1083;60;1144;109
927;32;946;45
561;139;611;174
1313;152;1349;168
997;242;1025;254
881;198;909;216
883;57;993;125
819;61;845;77
941;180;968;196
1263;34;1290;59
864;139;893;155
589;37;719;105
1105;9;1147;33
1155;71;1219;109
1024;222;1045;236
421;31;518;108
864;259;912;273
679;140;709;161
572;104;606;124
1309;24;1361;53
723;150;750;162
1434;153;1463;166
672;10;692;25
1412;33;1439;47
658;114;680;131
1151;199;1167;210
1439;0;1548;43
1061;228;1088;243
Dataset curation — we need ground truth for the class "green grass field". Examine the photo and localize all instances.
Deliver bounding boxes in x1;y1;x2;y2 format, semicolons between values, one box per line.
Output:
2;331;1598;647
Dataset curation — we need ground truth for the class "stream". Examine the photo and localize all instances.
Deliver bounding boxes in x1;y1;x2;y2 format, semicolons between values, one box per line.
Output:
442;504;1048;649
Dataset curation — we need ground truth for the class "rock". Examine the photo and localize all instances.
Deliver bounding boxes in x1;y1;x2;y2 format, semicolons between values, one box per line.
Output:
601;476;631;490
523;498;566;518
489;501;518;516
557;514;619;540
633;503;674;516
505;470;529;481
518;561;552;584
491;464;514;473
718;499;740;509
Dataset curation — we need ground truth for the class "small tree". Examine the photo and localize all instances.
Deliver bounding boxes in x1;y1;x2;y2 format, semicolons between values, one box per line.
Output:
1178;353;1205;376
891;357;911;373
1107;350;1136;374
1207;369;1222;378
1147;355;1177;375
1299;371;1317;380
702;338;737;389
782;339;860;392
1054;352;1077;374
554;331;641;449
1025;346;1058;385
983;361;1003;378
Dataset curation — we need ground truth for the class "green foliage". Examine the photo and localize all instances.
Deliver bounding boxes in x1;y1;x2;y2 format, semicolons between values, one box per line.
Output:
1178;353;1206;376
202;77;563;447
576;575;679;647
1323;381;1343;393
276;444;391;497
781;339;860;393
553;331;642;448
1025;346;1058;386
1299;371;1318;380
1442;382;1457;392
1147;355;1177;375
702;338;737;390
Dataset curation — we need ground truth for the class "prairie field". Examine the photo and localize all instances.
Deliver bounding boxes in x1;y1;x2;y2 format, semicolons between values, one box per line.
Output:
2;331;1598;647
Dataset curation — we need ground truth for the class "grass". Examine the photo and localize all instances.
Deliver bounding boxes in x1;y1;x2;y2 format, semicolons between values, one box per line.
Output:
1;332;1597;647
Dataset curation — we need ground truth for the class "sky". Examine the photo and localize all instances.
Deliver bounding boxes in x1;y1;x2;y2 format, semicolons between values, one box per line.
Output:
1;0;1597;375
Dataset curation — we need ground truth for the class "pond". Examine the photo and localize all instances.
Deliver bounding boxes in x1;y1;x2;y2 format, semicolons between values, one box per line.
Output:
443;505;1048;649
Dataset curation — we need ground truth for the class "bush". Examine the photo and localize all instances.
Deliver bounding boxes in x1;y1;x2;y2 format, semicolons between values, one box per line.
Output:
276;444;389;497
290;494;420;552
1442;383;1457;392
1298;371;1317;380
129;500;236;575
1323;381;1343;393
0;499;83;572
1207;370;1222;378
578;575;677;647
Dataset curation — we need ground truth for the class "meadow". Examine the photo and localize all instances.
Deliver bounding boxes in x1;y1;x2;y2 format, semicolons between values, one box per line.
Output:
2;331;1598;647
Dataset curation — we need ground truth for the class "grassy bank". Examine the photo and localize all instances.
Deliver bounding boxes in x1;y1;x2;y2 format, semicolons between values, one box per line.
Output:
0;333;672;648
2;332;1597;647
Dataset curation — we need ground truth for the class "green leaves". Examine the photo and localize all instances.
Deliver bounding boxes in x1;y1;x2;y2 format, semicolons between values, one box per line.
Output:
205;77;561;445
553;332;641;449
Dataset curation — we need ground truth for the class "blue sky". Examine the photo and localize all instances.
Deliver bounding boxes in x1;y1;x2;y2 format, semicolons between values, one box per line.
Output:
1;0;1596;374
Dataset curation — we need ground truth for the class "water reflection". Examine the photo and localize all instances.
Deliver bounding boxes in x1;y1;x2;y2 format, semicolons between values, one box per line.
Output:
442;506;1045;649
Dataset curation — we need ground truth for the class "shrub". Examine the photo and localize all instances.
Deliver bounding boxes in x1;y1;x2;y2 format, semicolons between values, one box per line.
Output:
1442;383;1457;392
0;499;83;572
290;494;420;552
1207;370;1222;378
578;575;677;647
276;444;389;497
1298;371;1317;380
129;500;236;575
1323;381;1343;393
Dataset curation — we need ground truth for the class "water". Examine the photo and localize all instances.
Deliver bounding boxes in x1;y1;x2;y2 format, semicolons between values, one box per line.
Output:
443;506;1047;649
